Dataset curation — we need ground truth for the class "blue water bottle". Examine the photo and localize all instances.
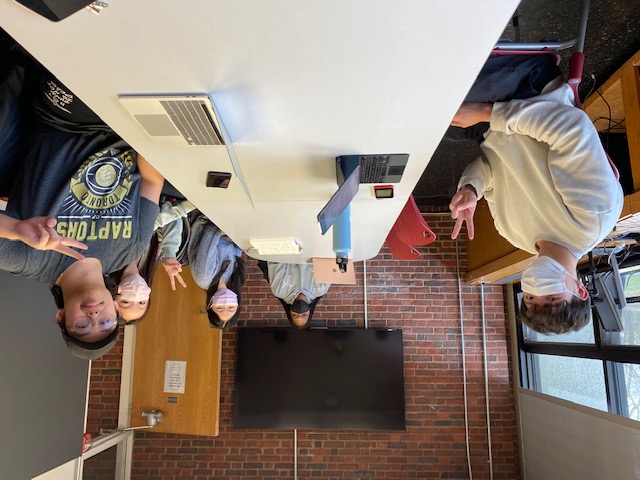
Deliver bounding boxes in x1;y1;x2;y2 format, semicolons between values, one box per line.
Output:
332;159;358;273
333;204;351;273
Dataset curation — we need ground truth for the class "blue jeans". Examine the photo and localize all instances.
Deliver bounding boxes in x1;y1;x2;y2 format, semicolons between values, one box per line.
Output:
444;54;563;144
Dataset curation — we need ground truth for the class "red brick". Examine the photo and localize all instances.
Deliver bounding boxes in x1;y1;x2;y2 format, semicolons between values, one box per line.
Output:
87;214;520;479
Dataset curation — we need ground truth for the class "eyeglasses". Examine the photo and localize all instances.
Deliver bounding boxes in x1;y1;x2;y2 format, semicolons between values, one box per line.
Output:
69;317;118;333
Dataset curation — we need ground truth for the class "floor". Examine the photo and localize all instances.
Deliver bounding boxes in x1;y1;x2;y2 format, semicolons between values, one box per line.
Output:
415;0;640;208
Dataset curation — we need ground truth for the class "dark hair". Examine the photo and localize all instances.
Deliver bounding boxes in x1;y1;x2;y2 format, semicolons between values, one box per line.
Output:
256;260;324;328
279;296;324;328
206;256;246;329
517;296;591;334
52;276;122;344
109;234;161;325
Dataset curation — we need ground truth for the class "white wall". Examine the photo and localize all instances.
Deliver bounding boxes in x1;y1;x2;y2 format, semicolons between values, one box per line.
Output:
0;271;89;479
518;388;640;480
32;459;79;480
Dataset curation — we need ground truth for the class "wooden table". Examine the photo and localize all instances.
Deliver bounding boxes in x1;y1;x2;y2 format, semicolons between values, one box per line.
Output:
584;49;640;191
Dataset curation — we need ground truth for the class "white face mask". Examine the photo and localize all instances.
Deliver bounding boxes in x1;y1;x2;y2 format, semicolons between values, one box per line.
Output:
118;274;151;302
521;256;578;297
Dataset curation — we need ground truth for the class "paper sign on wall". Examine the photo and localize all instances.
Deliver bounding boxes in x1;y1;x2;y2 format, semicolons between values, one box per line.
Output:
163;360;187;394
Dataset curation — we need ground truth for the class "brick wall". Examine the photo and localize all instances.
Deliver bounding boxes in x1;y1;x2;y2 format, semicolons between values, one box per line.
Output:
86;336;124;434
87;213;520;479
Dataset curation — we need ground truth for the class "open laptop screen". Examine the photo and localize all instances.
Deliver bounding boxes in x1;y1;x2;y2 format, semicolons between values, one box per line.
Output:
15;0;94;21
317;164;360;235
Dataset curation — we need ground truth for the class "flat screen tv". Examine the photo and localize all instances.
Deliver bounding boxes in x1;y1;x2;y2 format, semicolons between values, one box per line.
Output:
234;328;405;431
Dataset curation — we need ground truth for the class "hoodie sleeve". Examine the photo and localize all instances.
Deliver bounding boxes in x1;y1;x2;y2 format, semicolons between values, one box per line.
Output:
457;156;493;201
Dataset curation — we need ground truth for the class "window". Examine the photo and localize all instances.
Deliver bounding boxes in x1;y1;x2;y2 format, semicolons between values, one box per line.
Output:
533;354;608;411
517;255;640;421
621;363;640;420
611;265;640;347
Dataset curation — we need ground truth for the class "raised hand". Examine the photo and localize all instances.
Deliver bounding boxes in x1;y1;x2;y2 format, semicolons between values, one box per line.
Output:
14;217;88;260
161;257;187;291
449;186;478;240
451;103;493;128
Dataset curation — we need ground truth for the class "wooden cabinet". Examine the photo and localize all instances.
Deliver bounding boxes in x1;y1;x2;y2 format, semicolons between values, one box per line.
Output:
130;266;222;436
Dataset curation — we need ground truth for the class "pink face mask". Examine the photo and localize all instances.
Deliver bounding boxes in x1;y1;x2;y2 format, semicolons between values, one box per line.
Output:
118;274;151;302
207;288;238;310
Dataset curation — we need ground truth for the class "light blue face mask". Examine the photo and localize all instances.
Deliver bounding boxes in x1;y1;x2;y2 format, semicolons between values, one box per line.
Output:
521;256;579;298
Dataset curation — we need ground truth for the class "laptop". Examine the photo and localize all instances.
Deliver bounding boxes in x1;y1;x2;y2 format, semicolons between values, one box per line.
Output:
118;94;254;207
118;94;226;147
337;154;409;184
312;258;357;284
15;0;94;22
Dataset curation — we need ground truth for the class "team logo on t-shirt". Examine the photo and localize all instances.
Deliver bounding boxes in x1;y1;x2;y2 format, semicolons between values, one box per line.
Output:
56;149;136;242
69;149;134;210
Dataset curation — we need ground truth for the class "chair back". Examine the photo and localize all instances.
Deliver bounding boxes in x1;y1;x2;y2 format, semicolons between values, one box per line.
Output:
386;195;436;259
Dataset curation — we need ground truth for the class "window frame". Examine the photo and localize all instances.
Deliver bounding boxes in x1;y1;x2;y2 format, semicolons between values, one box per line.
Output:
516;254;640;421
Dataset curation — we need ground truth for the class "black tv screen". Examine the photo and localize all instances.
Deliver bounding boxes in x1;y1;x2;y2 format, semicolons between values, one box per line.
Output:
234;328;405;431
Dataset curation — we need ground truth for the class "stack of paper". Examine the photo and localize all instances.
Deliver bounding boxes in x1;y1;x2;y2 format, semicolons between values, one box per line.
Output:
249;237;302;255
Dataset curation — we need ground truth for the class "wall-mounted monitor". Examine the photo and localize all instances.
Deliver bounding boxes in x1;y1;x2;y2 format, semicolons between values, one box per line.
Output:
594;272;625;332
234;328;406;431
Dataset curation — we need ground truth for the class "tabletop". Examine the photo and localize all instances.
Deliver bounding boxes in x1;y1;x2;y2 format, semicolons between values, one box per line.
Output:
1;0;520;262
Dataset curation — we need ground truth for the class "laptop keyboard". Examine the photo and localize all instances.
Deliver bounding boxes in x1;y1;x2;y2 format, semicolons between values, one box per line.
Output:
359;155;389;183
160;100;224;146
